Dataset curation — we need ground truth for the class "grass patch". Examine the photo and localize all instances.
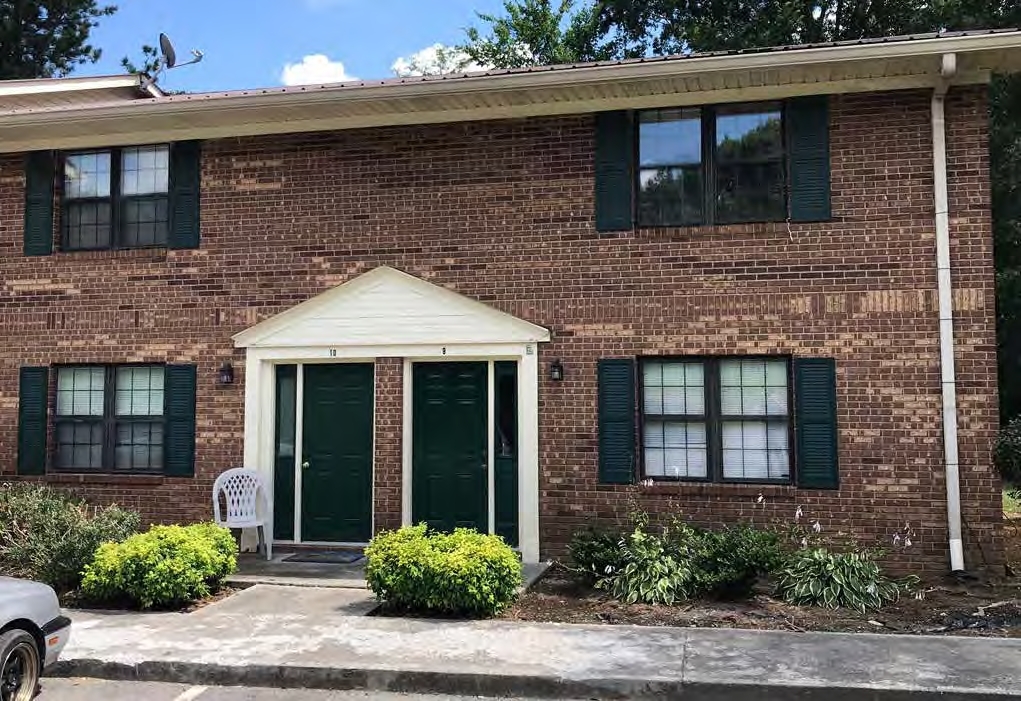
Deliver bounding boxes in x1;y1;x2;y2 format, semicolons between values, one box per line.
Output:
1005;488;1021;516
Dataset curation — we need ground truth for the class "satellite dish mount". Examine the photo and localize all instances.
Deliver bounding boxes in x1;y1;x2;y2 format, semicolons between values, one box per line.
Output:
142;32;204;89
159;32;203;70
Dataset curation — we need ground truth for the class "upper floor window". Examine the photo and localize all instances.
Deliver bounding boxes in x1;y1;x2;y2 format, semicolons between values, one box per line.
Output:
63;145;170;250
638;103;785;227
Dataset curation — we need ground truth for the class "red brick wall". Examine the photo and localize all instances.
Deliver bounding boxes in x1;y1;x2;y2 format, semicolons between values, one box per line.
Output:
374;357;403;532
0;86;1001;571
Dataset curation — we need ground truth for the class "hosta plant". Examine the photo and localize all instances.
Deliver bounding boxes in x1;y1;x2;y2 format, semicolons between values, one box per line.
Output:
775;547;917;612
595;524;693;605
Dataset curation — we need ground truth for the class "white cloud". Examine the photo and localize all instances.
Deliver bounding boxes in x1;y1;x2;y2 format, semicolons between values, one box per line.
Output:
280;54;356;86
391;43;491;77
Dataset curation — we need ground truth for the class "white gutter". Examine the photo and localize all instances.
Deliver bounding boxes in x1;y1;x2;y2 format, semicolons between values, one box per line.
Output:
932;52;965;572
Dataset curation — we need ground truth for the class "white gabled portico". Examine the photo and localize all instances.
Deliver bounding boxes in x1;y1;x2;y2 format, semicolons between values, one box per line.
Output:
233;266;550;563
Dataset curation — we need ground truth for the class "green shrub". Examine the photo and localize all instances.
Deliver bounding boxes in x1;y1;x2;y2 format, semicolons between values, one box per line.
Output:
596;523;692;605
80;523;238;609
568;527;624;581
582;518;785;605
775;547;915;612
0;483;139;593
365;524;521;617
995;418;1021;484
689;524;785;600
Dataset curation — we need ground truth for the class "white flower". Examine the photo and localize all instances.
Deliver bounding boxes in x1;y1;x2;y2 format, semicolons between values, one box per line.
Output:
812;520;822;533
756;493;765;505
800;537;808;548
904;538;912;548
639;478;654;487
893;533;901;545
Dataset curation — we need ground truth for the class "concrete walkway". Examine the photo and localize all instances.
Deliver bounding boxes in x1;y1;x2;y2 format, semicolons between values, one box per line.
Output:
56;585;1021;700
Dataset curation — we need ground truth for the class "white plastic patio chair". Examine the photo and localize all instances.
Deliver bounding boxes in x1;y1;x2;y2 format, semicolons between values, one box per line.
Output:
213;468;272;560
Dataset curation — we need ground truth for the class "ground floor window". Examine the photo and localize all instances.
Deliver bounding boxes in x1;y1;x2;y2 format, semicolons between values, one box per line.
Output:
54;365;165;473
640;356;792;483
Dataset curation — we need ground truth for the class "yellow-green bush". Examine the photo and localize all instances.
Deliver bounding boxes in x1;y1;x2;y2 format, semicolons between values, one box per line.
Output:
81;523;238;609
365;524;521;617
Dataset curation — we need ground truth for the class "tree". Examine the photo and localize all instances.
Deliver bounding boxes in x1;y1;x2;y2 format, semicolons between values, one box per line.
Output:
0;0;116;79
461;0;613;69
121;44;159;76
594;0;936;56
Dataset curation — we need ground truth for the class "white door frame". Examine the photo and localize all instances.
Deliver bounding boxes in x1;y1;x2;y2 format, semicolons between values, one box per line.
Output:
242;342;541;563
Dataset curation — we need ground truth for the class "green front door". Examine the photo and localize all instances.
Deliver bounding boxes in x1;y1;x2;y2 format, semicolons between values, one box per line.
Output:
301;363;374;542
413;362;488;532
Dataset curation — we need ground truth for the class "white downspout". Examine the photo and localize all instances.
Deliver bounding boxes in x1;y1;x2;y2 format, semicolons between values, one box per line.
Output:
932;53;965;572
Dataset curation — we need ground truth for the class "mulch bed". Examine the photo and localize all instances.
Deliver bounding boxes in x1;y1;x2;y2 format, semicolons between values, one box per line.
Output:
501;518;1021;638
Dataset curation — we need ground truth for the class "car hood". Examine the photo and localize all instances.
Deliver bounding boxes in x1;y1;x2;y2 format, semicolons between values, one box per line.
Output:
0;577;60;627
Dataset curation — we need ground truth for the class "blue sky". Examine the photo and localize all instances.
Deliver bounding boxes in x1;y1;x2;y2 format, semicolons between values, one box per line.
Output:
82;0;508;93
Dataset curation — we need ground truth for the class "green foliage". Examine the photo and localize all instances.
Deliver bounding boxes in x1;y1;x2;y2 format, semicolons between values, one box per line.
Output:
568;527;624;581
586;518;785;604
690;524;786;599
80;523;238;609
995;417;1021;484
993;74;1021;422
365;524;522;617
1004;488;1021;514
597;521;693;605
121;44;160;75
461;0;613;69
0;0;117;79
0;483;139;593
775;547;916;612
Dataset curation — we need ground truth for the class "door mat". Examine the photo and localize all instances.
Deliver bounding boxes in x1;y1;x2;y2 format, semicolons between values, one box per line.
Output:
282;550;364;564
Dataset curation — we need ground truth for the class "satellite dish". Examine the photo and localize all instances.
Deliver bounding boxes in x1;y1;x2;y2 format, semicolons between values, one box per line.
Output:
159;33;177;69
158;32;203;70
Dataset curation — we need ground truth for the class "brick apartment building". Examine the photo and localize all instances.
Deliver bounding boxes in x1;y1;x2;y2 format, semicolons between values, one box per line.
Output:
1;30;1019;572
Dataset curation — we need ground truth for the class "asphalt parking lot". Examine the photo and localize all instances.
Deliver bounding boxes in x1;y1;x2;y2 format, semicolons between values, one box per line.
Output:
41;678;555;701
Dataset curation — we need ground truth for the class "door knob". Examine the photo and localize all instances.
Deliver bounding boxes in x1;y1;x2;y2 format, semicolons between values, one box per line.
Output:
302;461;310;470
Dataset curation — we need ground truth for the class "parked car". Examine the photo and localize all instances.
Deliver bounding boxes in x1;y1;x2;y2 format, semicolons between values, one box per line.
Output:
0;578;70;700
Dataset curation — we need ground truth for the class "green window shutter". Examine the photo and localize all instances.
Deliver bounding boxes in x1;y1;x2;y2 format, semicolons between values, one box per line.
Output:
169;141;201;249
598;358;636;484
23;152;54;256
17;367;49;475
165;364;197;477
787;96;831;222
594;111;634;232
794;357;839;489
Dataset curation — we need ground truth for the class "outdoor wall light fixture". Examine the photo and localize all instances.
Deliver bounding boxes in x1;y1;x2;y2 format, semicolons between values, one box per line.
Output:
550;360;565;382
218;362;235;386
